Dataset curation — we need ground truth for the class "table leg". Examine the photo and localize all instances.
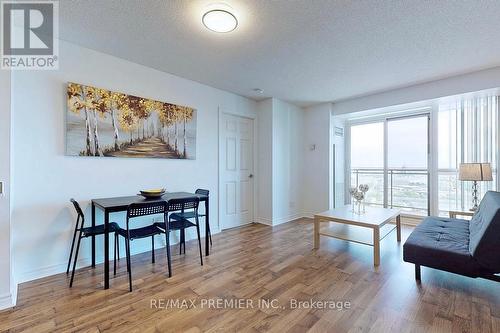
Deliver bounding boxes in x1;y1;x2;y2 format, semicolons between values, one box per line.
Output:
396;214;401;242
205;197;210;256
313;218;320;249
91;203;96;268
104;210;110;289
373;227;380;266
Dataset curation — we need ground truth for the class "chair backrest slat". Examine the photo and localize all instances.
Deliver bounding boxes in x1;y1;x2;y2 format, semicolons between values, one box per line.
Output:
167;197;199;212
127;201;167;219
195;188;209;196
70;198;84;219
70;198;86;230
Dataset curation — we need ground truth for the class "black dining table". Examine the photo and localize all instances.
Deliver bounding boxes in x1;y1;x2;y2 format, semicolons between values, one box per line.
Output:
91;191;209;289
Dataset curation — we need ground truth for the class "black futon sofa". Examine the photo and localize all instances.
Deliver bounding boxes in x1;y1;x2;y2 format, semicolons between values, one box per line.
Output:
403;191;500;282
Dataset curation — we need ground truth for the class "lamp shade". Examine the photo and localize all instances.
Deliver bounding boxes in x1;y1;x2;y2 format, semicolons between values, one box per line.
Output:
458;163;493;181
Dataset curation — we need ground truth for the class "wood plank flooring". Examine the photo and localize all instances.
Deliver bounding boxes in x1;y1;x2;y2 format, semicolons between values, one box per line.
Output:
1;218;499;332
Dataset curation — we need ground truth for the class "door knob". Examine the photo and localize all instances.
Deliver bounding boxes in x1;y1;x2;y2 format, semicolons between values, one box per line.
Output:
249;174;254;178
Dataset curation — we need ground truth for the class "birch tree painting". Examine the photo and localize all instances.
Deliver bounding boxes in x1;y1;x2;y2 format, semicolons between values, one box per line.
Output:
66;82;197;159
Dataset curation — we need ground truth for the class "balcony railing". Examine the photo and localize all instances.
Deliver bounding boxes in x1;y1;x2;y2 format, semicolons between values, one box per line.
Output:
351;168;429;215
438;169;497;215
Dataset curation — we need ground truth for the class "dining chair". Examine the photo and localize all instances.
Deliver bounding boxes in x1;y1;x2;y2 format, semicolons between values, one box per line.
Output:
118;201;170;292
161;197;203;267
169;189;211;253
195;189;212;246
68;199;120;288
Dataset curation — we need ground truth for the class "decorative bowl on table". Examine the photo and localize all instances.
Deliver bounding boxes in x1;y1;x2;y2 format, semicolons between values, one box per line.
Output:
138;189;166;199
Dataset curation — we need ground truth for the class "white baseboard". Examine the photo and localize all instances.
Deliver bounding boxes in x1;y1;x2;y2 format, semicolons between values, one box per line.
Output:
17;257;90;285
15;232;200;285
0;276;19;311
10;280;17;308
289;211;314;219
301;212;315;219
255;213;306;226
0;293;13;311
272;213;303;225
255;217;273;226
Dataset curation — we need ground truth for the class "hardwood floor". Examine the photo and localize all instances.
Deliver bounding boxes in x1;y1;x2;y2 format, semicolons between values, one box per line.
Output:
1;218;499;332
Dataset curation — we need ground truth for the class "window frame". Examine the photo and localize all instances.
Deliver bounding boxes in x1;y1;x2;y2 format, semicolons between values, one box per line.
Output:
344;96;500;217
345;109;432;217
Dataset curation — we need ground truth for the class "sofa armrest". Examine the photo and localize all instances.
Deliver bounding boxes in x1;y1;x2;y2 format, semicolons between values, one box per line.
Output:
449;210;474;219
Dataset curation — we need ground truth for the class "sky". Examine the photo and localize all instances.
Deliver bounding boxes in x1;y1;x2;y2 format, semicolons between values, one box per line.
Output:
351;116;428;169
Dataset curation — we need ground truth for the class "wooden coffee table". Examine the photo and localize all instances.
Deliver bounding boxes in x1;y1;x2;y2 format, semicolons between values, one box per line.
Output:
313;205;401;266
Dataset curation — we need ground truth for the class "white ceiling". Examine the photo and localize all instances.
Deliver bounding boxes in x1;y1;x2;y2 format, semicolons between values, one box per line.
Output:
59;0;500;107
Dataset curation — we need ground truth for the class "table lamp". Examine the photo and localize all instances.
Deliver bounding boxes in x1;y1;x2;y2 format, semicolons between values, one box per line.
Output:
459;163;493;211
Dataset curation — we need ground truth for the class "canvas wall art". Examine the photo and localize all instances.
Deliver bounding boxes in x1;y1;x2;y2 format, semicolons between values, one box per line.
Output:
66;82;196;159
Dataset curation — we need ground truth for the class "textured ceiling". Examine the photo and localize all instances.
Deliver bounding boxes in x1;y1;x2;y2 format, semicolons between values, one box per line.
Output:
59;0;500;106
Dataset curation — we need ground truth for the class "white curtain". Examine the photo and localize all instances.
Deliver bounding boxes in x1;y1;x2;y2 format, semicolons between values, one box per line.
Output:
438;96;499;214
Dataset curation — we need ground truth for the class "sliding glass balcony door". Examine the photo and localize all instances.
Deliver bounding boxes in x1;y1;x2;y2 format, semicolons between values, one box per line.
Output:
350;122;385;207
349;114;430;216
387;115;429;215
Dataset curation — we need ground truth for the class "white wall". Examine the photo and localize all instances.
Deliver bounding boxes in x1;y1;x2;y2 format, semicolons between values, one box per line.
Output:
256;99;273;224
256;98;304;225
272;99;303;224
302;103;333;216
332;66;500;115
10;40;257;284
0;70;13;309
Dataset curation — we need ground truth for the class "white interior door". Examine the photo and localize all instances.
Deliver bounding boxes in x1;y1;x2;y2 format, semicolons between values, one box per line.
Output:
220;113;254;229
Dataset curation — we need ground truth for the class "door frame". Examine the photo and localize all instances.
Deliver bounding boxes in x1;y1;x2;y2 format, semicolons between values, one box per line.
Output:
218;108;257;231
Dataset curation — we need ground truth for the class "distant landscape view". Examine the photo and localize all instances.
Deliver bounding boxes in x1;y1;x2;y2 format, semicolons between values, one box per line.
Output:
351;168;496;216
66;82;197;159
351;168;429;215
349;113;498;217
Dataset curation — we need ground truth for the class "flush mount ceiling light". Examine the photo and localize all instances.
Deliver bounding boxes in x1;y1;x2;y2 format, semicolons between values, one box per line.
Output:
202;8;238;33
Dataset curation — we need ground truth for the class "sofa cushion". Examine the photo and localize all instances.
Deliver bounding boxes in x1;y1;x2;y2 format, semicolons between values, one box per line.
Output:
403;216;486;277
469;191;500;272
